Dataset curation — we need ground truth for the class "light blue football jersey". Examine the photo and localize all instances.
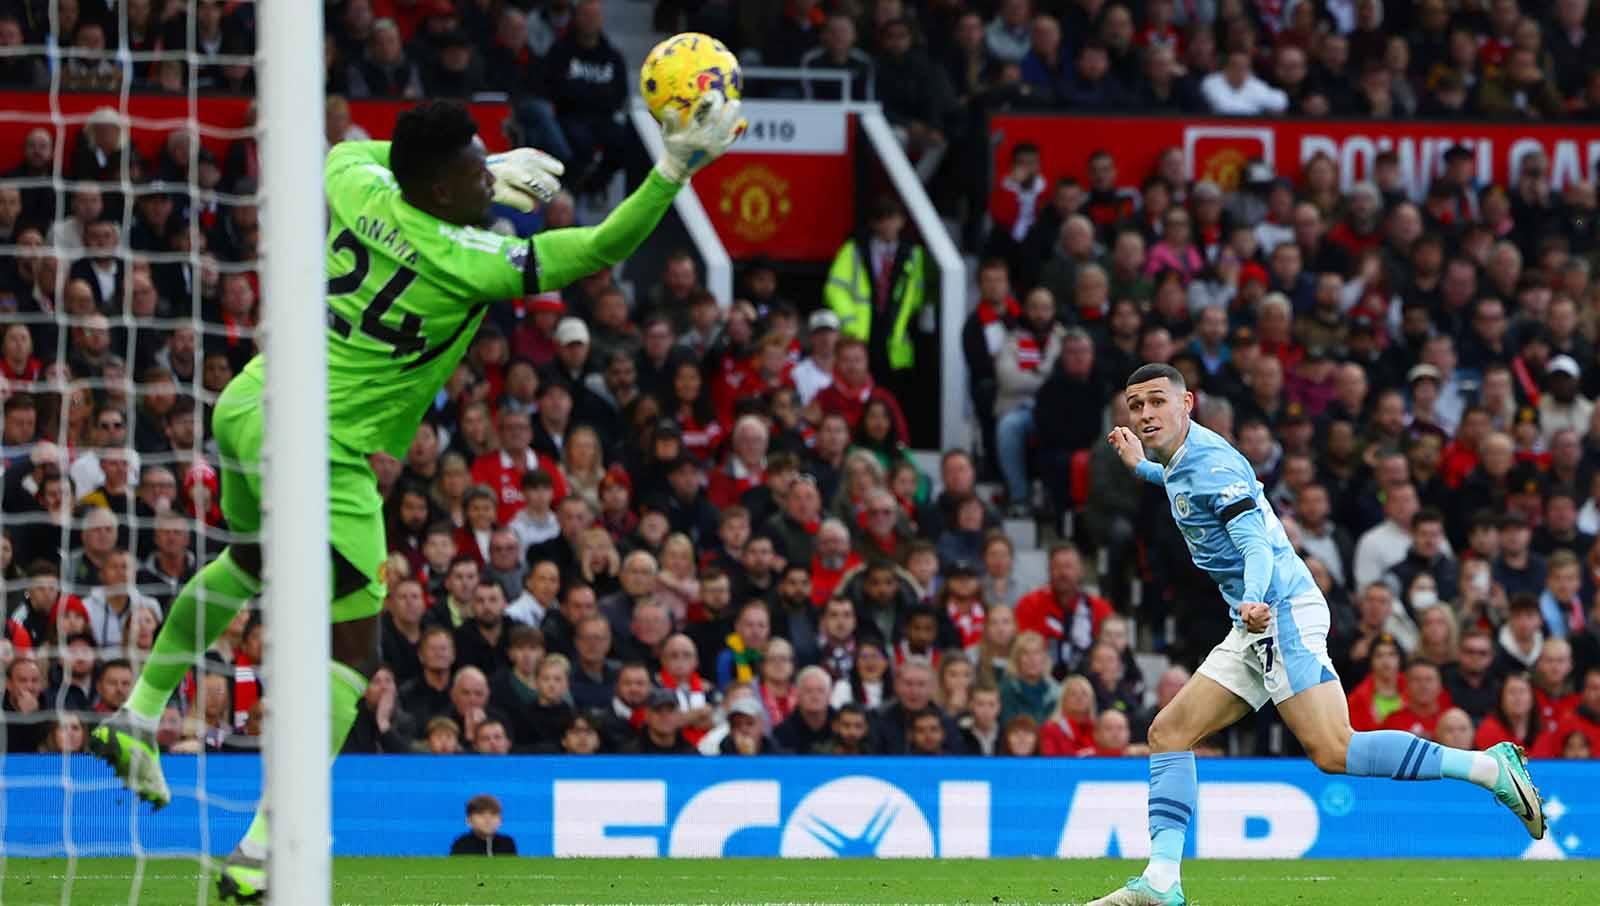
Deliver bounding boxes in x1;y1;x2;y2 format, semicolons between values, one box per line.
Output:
1134;421;1321;623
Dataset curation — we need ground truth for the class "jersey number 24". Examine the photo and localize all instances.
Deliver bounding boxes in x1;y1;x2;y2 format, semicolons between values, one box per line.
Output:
325;228;426;358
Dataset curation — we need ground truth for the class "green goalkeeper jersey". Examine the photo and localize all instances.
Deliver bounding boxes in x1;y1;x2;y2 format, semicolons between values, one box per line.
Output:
239;140;680;459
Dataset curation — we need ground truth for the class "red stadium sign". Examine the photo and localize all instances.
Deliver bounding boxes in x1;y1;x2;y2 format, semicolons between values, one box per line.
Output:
692;101;856;263
0;91;853;262
991;114;1600;199
0;92;515;173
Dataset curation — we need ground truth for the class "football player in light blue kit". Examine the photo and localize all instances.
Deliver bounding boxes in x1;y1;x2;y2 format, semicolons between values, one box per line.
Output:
1087;363;1545;906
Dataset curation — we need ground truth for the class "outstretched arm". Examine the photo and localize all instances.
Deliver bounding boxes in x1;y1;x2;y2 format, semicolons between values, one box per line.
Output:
530;171;681;292
529;95;746;293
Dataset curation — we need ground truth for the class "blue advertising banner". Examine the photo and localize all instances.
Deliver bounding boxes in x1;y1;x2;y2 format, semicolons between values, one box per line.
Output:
2;755;1596;859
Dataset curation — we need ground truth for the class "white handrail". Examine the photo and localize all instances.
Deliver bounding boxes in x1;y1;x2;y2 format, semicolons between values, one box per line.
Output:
856;106;969;452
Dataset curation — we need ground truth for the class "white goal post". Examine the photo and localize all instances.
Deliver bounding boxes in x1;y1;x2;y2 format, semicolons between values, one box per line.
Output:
258;0;331;903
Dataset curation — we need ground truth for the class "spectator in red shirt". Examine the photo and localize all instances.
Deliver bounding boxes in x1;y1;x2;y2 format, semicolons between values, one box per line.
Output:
1014;544;1112;674
1380;660;1455;739
1327;182;1385;260
987;142;1045;267
509;293;564;367
1;323;42;390
815;337;910;441
708;415;768;509
809;519;861;607
471;408;568;527
715;333;793;427
1474;672;1562;757
1556;668;1600;756
452;486;499;567
1348;635;1406;732
1532;639;1578;726
1440;406;1492;490
667;359;724;462
1040;675;1097;756
1091;710;1137;757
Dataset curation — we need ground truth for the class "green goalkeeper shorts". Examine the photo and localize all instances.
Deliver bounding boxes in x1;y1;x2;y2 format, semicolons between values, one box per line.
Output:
211;368;386;624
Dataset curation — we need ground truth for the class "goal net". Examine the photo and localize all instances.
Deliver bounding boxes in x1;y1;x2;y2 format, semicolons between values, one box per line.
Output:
0;1;329;903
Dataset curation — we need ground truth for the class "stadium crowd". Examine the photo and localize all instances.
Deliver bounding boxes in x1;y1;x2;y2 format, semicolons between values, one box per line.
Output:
1;0;1599;764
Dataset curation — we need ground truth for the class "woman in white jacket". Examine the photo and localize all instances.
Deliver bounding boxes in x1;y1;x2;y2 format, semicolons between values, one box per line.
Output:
994;288;1066;516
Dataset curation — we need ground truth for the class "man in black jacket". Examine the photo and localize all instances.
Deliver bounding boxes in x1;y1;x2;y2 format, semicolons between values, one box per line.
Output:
1384;508;1460;616
1036;329;1109;514
871;661;966;754
874;19;950;183
543;0;628;193
774;666;835;754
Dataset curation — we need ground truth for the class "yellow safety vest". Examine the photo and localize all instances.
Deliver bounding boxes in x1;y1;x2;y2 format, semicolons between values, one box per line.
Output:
823;237;927;371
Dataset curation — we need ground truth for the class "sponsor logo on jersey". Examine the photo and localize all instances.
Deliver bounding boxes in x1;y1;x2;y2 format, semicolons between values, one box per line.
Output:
504;243;529;272
1218;480;1252;502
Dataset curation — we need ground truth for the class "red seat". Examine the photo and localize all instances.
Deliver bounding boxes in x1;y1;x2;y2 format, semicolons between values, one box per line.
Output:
1070;448;1091;507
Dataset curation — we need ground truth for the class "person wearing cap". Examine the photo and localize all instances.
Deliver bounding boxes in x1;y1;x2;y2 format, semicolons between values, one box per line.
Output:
823;194;928;394
793;309;842;406
544;313;621;445
1537;354;1593;443
1406;362;1446;431
510;292;565;366
718;692;778;755
635;685;698;755
549;315;589;368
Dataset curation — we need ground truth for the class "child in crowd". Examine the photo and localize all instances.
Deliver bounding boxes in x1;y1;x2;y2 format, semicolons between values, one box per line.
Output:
449;794;517;856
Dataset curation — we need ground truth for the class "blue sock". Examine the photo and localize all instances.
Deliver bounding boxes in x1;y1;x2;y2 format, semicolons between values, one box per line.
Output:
1142;752;1195;892
1345;730;1443;780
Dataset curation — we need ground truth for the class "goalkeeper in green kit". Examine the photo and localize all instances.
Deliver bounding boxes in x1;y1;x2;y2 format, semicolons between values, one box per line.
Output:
89;96;745;902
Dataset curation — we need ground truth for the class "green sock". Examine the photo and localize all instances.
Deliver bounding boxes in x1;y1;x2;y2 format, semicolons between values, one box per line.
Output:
237;661;368;859
126;549;260;721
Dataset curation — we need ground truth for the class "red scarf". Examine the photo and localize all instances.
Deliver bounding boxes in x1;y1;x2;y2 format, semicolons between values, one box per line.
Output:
894;640;940;669
976;296;1020;326
760;681;797;726
946;600;987;648
853;510;898;554
657;669;709;745
1;357;42;383
832;373;875;403
809;551;863;605
1015;332;1043;372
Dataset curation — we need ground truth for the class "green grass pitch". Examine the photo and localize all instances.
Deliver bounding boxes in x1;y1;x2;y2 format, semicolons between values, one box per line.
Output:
1;857;1593;905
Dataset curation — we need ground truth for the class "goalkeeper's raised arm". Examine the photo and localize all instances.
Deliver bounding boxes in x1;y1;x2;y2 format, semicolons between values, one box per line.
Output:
531;93;744;292
327;97;744;304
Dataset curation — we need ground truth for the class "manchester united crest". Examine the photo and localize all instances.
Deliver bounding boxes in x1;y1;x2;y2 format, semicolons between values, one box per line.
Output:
719;165;792;243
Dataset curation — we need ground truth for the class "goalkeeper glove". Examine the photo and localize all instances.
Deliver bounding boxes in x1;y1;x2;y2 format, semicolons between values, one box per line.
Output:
486;148;565;212
655;94;747;184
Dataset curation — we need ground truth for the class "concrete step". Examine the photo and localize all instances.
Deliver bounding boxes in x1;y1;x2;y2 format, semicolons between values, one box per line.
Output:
1002;517;1037;551
1013;548;1047;591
